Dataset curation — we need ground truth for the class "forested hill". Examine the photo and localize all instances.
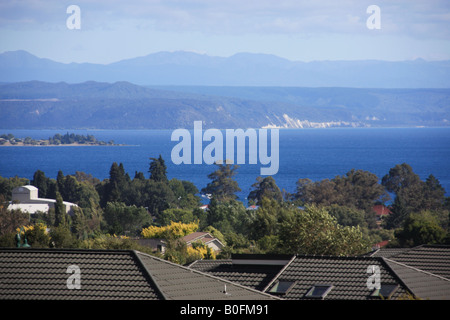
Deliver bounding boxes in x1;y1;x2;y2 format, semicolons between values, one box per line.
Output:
0;81;449;129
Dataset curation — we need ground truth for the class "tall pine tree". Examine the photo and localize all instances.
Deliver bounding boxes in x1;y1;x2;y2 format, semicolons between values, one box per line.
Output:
54;192;66;227
201;163;241;202
149;155;168;183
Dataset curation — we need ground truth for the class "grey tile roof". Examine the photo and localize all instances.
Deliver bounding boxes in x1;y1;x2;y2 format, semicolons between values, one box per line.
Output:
135;251;280;300
264;255;411;300
382;245;450;280
367;248;410;258
190;255;413;300
0;248;279;300
187;259;286;291
369;245;450;300
384;258;450;300
0;248;162;300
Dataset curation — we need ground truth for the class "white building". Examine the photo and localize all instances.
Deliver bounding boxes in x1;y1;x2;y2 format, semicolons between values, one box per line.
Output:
8;185;77;215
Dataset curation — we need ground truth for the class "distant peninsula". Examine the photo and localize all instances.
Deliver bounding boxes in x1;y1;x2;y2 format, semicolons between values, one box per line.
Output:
0;133;122;146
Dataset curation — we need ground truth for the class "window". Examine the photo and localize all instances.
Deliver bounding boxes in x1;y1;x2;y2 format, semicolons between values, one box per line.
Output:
304;285;334;299
371;284;399;299
269;281;296;295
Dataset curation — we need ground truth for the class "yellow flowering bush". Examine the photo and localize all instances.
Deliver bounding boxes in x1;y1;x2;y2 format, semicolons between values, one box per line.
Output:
79;234;135;250
16;224;34;234
16;223;49;235
16;223;50;247
187;242;216;260
141;221;199;239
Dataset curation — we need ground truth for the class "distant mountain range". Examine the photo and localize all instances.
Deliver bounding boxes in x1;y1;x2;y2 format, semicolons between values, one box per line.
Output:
1;50;450;88
1;81;449;129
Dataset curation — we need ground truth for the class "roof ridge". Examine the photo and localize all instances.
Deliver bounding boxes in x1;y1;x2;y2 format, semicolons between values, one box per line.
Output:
135;250;282;300
0;247;133;255
379;257;419;298
379;246;422;259
131;250;168;300
262;254;297;293
421;244;450;249
293;253;383;260
367;248;380;257
186;259;199;268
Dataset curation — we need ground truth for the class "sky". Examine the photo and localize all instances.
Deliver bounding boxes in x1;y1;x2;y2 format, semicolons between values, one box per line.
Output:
0;0;450;64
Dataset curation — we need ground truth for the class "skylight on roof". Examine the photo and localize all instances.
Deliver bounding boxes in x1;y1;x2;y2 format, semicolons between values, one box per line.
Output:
304;285;333;299
371;284;399;299
268;281;296;295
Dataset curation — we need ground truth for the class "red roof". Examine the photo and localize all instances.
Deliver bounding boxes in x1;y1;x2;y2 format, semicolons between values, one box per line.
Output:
373;205;391;216
373;240;390;249
182;232;214;244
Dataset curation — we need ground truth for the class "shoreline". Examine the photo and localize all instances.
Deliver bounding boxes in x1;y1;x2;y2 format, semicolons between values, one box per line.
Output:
0;142;127;147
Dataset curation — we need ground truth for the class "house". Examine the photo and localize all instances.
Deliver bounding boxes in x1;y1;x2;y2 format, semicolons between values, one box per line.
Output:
135;238;167;254
189;254;292;291
189;245;450;300
368;244;450;300
373;204;391;225
189;254;413;300
2;245;448;302
7;185;78;215
136;232;224;255
182;232;224;253
372;240;390;250
0;248;279;301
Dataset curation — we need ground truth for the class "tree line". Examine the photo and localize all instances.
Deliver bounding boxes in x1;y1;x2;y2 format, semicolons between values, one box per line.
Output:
0;132;115;146
0;157;449;265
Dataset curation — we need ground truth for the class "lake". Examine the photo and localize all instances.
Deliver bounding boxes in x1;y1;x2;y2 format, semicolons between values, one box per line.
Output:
1;128;449;202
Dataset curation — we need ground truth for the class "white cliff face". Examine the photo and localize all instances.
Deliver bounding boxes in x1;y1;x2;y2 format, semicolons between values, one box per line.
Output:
263;114;367;129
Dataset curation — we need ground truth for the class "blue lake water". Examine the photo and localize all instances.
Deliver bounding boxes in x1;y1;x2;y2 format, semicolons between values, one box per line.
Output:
1;128;449;202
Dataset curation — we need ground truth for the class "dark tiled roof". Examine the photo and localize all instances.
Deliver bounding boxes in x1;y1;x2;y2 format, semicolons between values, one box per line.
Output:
264;255;410;300
383;245;450;280
0;248;162;300
189;254;412;300
384;258;450;300
135;252;279;300
188;259;286;291
0;248;279;300
368;247;410;258
372;245;450;300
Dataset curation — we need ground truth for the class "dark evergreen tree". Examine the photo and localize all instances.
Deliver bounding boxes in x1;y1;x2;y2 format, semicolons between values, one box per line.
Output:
56;170;65;194
31;170;49;198
144;180;175;217
149;155;168;183
134;171;146;181
381;163;422;194
100;162;129;206
384;195;409;229
54;192;66;227
248;176;283;204
422;174;446;210
201;163;241;202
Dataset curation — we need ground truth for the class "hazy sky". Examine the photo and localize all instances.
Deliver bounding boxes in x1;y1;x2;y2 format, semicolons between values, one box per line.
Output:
1;0;450;64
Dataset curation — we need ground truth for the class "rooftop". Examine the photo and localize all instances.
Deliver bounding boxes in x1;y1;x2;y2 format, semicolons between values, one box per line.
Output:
0;248;279;300
189;246;450;300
